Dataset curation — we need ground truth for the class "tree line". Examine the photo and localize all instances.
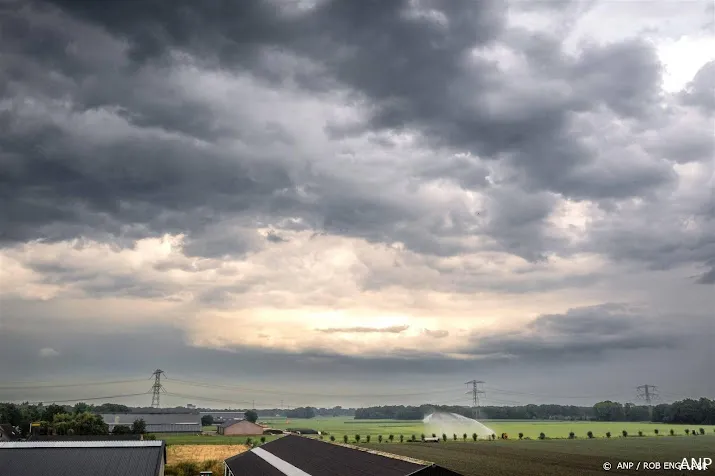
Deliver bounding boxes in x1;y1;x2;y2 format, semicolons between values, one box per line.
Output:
353;398;715;425
0;402;147;437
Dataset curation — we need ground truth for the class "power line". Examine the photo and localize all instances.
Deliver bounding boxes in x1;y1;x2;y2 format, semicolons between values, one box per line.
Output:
23;392;150;406
165;377;464;398
0;379;146;390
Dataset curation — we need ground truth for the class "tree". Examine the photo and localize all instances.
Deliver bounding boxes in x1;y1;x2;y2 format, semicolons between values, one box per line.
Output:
587;431;593;439
539;432;546;440
453;433;457;441
365;435;370;443
622;430;628;437
699;428;705;435
442;433;447;442
245;410;258;423
201;415;214;426
421;433;425;441
638;430;643;437
42;404;66;423
343;435;348;443
355;434;361;443
669;429;675;436
389;434;394;443
569;432;575;439
519;432;524;440
654;429;659;435
378;435;383;443
463;433;467;441
73;402;93;414
112;425;132;435
472;433;477;441
260;436;266;444
330;435;335;442
132;419;146;435
685;429;690;435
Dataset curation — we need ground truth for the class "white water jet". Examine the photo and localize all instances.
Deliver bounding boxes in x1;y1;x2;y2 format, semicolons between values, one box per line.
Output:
423;412;494;439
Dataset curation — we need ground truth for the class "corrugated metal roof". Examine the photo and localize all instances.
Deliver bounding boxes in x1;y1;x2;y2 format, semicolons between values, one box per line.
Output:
0;441;163;448
101;413;201;425
0;441;165;476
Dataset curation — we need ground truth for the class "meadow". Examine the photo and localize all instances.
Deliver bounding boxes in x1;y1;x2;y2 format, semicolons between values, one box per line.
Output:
361;437;715;476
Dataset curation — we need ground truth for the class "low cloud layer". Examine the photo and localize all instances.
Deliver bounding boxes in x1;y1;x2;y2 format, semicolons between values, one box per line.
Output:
1;0;713;405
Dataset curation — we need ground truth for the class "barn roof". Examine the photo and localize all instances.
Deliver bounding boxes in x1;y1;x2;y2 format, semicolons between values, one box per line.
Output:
0;441;166;476
224;435;464;476
100;413;201;433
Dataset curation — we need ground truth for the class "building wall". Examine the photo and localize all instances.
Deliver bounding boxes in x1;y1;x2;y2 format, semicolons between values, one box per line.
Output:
221;421;264;436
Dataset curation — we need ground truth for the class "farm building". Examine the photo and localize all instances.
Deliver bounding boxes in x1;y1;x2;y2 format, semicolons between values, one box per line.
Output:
223;434;464;476
199;411;245;423
0;424;20;442
101;413;201;433
0;440;166;476
217;419;265;436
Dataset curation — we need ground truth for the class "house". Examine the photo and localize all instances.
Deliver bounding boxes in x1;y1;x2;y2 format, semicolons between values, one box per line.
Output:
223;434;464;476
100;413;201;434
217;419;265;436
0;440;166;476
0;424;20;442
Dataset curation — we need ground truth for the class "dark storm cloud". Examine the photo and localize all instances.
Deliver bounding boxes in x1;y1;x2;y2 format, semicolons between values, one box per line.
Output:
1;0;712;276
464;304;697;361
316;325;410;334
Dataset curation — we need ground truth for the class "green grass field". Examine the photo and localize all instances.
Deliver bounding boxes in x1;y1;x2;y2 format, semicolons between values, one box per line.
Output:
361;437;715;475
258;416;715;440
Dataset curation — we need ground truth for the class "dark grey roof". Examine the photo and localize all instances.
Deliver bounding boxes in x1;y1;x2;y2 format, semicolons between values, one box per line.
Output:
27;434;143;441
225;435;464;476
0;441;166;476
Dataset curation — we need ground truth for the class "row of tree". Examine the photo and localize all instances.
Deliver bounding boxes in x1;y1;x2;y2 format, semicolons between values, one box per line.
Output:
353;398;715;425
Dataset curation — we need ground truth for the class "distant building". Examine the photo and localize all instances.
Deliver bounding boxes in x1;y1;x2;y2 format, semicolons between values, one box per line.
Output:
223;435;464;475
27;434;143;442
217;420;265;436
186;404;196;409
199;411;245;423
101;413;201;434
0;440;166;476
0;425;20;442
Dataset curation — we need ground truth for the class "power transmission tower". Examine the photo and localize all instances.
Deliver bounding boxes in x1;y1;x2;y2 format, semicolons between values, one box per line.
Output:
150;369;166;408
465;380;486;420
637;385;658;419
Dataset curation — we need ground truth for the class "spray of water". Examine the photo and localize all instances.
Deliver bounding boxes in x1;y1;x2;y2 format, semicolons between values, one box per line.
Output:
423;412;494;440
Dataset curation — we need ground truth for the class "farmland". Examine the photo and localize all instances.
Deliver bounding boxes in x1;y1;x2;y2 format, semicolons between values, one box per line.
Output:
360;437;715;476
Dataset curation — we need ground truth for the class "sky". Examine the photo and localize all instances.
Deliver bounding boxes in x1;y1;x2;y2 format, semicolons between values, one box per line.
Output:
0;0;713;410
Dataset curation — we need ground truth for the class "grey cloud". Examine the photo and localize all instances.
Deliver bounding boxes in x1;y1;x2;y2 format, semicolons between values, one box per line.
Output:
680;60;715;112
464;304;699;361
422;329;449;339
316;325;410;334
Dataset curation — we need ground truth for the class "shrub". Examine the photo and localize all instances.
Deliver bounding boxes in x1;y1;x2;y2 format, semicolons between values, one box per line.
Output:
145;434;157;441
638;431;643;437
622;431;628;438
378;435;383;443
463;433;467;441
587;431;594;439
343;435;348;444
518;432;524;440
319;435;323;440
421;434;426;441
669;429;675;436
389;434;394;443
606;432;611;438
699;428;705;435
692;429;697;436
654;429;659;435
330;435;335;442
491;433;496;441
432;433;436;438
410;434;415;442
365;435;370;443
472;433;477;441
453;433;457;441
685;429;690;435
442;433;447;442
399;434;404;443
539;432;546;440
355;435;361;443
569;432;575;439
246;437;252;445
260;436;266;444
